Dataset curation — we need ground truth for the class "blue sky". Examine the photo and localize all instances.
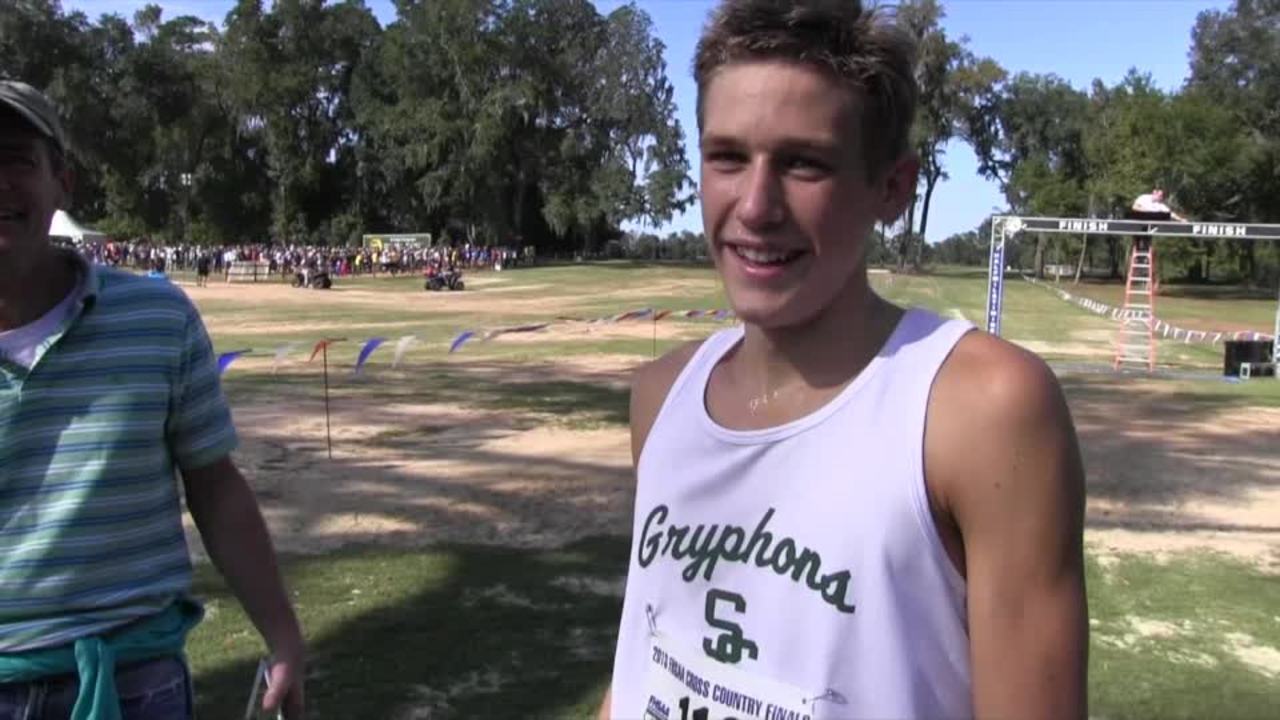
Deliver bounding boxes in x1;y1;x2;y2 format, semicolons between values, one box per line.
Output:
65;0;1231;242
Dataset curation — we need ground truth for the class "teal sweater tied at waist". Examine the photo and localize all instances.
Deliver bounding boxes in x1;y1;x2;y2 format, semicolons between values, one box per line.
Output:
0;599;203;720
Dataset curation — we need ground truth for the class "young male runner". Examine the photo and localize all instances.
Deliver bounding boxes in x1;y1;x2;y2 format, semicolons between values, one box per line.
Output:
601;2;1087;718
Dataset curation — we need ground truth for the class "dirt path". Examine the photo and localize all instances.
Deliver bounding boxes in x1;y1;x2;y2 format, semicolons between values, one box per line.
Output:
185;280;1278;568
190;359;1280;572
184;275;717;319
1067;378;1280;570
186;360;637;558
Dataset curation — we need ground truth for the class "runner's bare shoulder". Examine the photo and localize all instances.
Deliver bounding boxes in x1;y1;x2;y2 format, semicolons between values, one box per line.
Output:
927;330;1078;511
629;341;703;464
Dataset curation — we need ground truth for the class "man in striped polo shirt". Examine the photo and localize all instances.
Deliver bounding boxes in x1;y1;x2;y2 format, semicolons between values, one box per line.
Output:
0;81;305;717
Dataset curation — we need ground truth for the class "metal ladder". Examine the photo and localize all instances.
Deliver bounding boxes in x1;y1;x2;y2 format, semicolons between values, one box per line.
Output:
1113;240;1157;372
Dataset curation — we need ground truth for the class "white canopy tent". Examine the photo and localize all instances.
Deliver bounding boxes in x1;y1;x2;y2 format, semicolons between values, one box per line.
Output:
47;209;107;244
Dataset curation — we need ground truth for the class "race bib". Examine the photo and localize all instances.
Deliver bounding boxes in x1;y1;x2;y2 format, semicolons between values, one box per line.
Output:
643;632;815;720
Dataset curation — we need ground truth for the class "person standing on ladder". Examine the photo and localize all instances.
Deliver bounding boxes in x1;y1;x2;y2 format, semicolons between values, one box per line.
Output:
1111;187;1191;371
1125;188;1193;292
1130;187;1189;222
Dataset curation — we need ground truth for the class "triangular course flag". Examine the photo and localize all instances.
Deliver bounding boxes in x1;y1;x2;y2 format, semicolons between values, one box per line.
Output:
217;349;251;375
392;335;419;369
309;338;344;362
273;341;303;374
449;331;477;354
354;337;387;374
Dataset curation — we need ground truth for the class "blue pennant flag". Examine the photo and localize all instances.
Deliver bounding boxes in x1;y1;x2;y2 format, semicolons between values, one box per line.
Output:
217;350;251;375
449;331;477;354
354;337;388;374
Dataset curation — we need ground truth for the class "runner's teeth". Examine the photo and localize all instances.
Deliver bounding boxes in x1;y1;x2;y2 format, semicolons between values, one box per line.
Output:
735;246;793;264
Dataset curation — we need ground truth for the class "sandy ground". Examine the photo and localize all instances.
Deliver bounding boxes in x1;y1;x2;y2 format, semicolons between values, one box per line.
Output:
1071;384;1280;571
187;363;1280;575
185;281;1280;573
188;276;711;320
1091;615;1280;678
185;358;638;559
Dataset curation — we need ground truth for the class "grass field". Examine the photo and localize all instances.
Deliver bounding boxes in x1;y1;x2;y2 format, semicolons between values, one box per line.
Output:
170;262;1279;718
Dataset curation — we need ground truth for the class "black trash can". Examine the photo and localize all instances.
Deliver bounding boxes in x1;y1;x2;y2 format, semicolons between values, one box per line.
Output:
1223;339;1274;376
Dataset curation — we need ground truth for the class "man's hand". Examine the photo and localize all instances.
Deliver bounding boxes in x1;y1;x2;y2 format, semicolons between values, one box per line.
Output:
264;647;306;718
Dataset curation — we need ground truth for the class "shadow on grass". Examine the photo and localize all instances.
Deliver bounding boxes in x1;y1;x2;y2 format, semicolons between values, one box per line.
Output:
1054;374;1279;531
1070;276;1278;302
1158;283;1279;302
469;380;629;426
221;358;1280;544
190;537;627;718
916;265;991;279
1085;552;1280;720
566;260;712;271
225;361;631;429
209;356;638;555
192;356;643;715
191;345;1280;717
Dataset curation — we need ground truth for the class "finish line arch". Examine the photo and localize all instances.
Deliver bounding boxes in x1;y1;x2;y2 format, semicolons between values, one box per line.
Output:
983;215;1280;369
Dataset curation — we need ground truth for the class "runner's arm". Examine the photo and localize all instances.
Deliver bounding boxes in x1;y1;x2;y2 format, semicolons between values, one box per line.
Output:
599;341;703;720
629;341;701;464
928;336;1088;720
597;687;612;720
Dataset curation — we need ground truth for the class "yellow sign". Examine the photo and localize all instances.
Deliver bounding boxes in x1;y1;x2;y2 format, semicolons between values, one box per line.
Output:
362;233;432;250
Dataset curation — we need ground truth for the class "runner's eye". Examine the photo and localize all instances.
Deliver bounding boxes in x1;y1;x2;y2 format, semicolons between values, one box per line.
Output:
783;156;831;178
705;150;747;169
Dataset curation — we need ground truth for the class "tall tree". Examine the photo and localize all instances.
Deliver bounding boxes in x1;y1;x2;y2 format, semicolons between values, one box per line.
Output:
896;0;999;269
221;0;379;244
0;0;690;253
965;72;1090;277
1186;0;1280;284
1085;72;1254;282
356;0;689;252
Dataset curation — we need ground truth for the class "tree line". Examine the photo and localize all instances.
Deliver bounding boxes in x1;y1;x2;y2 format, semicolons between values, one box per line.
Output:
2;0;691;255
4;0;1278;285
904;0;1280;286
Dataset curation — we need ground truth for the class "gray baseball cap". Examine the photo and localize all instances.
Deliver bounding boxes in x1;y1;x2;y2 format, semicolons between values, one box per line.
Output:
0;80;67;154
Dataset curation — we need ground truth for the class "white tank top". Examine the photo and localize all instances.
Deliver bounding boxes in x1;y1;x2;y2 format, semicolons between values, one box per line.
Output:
610;308;975;720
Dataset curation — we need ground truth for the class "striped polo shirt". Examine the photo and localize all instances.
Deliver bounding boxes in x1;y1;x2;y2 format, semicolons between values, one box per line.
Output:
0;252;237;652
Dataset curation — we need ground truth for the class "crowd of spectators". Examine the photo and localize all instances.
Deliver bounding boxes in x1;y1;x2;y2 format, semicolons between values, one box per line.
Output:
73;240;533;281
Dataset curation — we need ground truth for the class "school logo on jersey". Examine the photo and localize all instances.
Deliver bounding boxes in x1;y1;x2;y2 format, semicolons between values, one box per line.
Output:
703;589;759;664
637;504;856;615
637;504;858;665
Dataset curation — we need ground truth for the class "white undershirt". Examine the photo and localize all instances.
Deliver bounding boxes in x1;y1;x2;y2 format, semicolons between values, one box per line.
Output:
1132;193;1173;214
0;284;80;369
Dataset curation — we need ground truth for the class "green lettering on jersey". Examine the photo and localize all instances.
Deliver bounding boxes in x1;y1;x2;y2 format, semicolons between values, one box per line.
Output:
702;589;759;664
635;505;857;614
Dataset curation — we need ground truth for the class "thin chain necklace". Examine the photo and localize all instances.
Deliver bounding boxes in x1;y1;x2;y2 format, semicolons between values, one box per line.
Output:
746;382;809;415
747;388;780;415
